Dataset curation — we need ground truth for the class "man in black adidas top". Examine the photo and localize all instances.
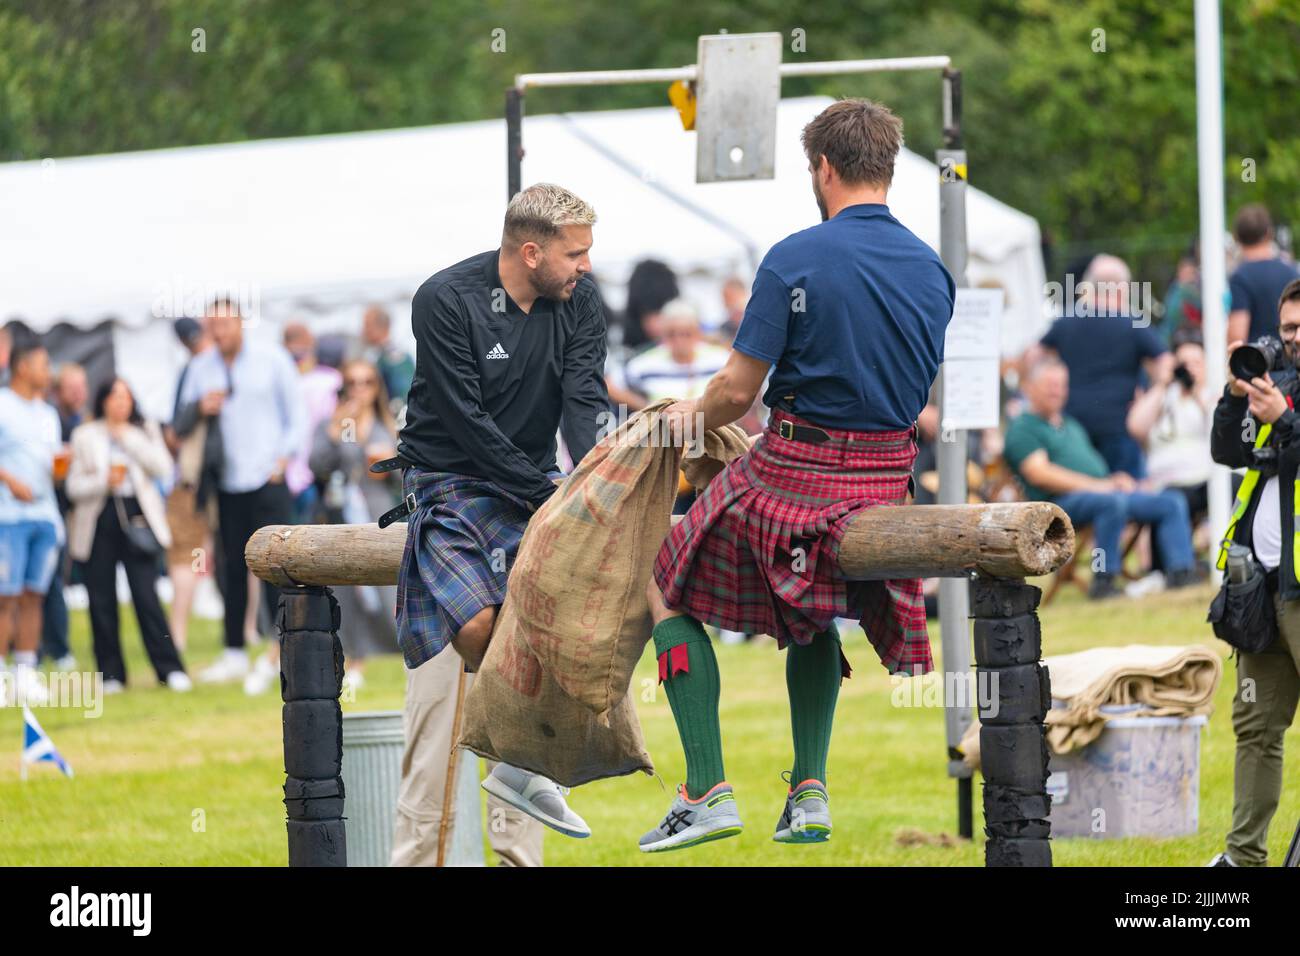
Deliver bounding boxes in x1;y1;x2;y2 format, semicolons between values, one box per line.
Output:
390;183;610;861
397;186;610;510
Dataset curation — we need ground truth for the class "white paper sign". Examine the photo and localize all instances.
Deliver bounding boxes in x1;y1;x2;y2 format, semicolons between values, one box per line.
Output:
944;288;1003;359
941;358;1001;431
940;289;1004;431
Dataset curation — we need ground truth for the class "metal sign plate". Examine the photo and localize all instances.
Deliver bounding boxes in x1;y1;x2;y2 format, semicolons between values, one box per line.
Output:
694;33;782;183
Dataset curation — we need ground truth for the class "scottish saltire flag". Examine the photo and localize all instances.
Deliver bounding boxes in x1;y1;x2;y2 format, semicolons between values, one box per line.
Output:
21;704;73;779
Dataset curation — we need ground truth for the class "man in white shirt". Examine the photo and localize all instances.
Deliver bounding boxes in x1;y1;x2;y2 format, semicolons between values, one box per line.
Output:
623;299;730;405
176;298;306;691
0;338;61;706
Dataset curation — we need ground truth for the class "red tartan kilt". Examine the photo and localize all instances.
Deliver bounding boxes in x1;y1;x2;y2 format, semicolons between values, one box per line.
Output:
653;408;934;676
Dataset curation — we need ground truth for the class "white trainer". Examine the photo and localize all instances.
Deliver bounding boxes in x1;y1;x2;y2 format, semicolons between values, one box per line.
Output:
166;671;193;693
243;655;278;696
481;763;591;838
198;651;250;685
102;679;126;695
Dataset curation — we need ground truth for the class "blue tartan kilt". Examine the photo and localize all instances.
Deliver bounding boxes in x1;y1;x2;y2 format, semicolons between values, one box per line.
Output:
395;468;548;669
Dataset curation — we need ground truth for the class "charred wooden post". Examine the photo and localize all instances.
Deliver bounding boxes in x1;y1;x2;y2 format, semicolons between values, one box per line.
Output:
248;502;1073;870
970;575;1053;867
248;502;1074;587
279;586;347;867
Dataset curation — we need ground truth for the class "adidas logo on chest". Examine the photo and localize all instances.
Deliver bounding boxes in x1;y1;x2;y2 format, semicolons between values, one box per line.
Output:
485;342;510;360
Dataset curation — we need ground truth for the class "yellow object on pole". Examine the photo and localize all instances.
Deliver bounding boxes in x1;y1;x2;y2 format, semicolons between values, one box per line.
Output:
668;80;696;130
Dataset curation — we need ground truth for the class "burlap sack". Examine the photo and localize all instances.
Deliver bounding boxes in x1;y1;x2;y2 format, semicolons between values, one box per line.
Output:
457;400;750;785
505;399;682;717
457;597;654;786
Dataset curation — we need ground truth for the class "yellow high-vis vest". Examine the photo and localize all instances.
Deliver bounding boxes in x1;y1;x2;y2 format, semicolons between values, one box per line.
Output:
1216;422;1295;574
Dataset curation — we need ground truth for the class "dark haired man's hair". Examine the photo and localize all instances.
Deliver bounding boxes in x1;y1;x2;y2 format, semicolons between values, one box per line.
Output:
1234;204;1274;247
801;98;903;187
1170;327;1204;351
1279;278;1300;316
622;259;679;350
8;327;46;372
93;378;144;426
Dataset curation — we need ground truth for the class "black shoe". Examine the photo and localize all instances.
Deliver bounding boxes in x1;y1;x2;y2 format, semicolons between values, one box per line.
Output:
1088;572;1123;601
1166;565;1210;589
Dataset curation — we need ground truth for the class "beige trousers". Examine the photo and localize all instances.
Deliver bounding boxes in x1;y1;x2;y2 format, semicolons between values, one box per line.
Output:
390;646;544;867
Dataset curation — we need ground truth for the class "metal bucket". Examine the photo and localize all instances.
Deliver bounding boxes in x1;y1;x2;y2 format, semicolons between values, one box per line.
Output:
341;710;484;866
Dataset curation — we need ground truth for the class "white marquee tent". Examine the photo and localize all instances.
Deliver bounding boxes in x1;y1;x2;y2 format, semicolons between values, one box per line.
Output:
2;96;1047;421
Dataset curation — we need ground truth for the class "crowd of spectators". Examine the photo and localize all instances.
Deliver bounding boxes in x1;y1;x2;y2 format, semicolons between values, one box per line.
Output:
1;201;1295;706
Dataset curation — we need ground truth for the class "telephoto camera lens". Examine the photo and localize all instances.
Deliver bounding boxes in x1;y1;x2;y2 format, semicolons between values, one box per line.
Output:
1230;335;1284;382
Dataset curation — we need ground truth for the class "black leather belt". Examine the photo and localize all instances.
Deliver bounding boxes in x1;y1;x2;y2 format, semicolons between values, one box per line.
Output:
372;455;415;528
369;454;411;475
777;418;830;444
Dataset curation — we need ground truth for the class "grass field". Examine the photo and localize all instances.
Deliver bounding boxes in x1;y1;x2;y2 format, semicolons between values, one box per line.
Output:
1;579;1296;866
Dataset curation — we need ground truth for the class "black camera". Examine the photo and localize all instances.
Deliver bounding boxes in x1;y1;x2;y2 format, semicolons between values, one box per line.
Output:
1172;364;1194;390
1230;335;1286;382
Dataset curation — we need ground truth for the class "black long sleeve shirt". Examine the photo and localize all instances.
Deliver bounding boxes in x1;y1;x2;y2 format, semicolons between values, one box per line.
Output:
397;249;612;508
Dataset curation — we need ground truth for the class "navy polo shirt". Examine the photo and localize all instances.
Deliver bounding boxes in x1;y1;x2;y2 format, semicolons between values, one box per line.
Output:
1040;311;1166;441
731;203;956;431
1230;257;1299;342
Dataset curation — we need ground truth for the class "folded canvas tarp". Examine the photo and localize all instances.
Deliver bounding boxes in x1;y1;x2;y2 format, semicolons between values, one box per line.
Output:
959;643;1224;769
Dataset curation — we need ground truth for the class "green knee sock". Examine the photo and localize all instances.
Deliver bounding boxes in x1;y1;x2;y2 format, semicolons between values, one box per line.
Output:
786;623;843;786
653;615;725;800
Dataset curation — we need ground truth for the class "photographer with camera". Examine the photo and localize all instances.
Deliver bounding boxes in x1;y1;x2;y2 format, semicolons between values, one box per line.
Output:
1207;277;1300;867
1127;328;1214;531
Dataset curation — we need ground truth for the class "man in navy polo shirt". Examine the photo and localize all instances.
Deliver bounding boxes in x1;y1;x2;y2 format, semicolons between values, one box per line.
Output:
640;99;956;852
1038;254;1172;479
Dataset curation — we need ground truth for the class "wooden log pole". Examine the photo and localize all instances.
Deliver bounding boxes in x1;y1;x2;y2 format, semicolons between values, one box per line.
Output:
247;501;1074;588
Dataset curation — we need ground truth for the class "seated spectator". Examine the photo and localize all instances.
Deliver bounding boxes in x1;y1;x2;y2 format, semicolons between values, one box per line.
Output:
1035;253;1173;478
308;359;401;690
1127;329;1214;530
66;378;189;692
624;299;730;403
1004;359;1200;600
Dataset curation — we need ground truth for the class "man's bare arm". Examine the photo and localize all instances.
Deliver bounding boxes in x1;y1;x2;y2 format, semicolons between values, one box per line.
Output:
695;350;772;432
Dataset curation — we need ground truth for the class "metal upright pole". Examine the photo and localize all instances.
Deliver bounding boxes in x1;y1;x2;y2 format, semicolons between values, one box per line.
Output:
1195;0;1230;563
506;88;524;200
935;67;974;840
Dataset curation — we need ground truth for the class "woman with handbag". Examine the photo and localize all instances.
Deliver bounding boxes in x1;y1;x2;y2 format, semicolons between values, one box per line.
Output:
66;379;189;692
305;359;402;693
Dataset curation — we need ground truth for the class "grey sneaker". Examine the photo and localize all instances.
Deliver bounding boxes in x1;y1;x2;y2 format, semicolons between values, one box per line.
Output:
1206;852;1238;867
639;782;743;853
773;776;831;843
481;763;590;839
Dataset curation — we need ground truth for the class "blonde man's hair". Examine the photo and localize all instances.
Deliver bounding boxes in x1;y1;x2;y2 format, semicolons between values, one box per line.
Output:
503;183;597;247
